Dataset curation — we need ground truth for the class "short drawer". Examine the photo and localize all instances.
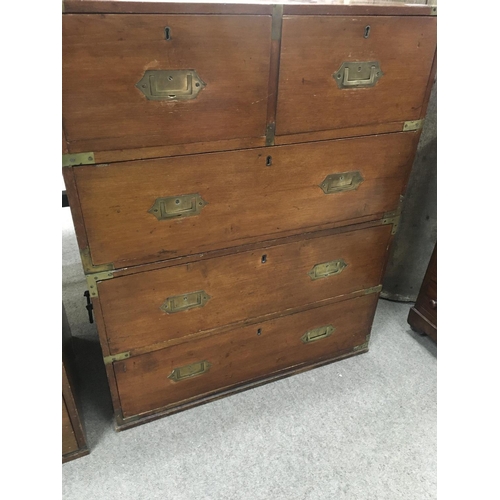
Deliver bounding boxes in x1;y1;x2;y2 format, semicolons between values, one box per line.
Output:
114;293;378;419
98;224;391;354
63;14;272;153
276;15;436;136
73;132;415;269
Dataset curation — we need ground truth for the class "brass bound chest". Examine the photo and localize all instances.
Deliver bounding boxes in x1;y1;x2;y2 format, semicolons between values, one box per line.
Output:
63;0;437;430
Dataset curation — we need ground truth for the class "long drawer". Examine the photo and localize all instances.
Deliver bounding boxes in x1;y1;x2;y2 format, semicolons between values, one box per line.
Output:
114;293;378;419
98;224;392;354
74;132;415;269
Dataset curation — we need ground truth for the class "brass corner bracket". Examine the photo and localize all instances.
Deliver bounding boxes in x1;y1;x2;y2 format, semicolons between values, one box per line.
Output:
403;120;424;132
364;285;383;295
430;6;437;16
62;152;95;167
382;196;404;235
80;248;114;275
103;351;131;365
86;271;114;298
271;4;284;40
354;333;371;352
265;123;276;146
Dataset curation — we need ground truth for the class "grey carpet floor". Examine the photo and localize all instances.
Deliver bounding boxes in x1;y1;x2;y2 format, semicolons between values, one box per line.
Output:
62;209;437;500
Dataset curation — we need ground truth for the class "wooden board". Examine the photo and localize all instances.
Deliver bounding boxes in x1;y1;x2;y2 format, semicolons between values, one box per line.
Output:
63;1;433;17
73;132;417;268
98;224;391;354
63;14;272;152
62;397;78;455
114;293;378;418
276;15;437;136
62;304;90;462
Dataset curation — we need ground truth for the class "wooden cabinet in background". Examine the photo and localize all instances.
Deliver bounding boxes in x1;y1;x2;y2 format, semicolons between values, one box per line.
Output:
408;245;437;342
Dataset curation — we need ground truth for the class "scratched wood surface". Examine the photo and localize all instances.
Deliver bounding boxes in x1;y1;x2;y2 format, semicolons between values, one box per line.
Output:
63;14;272;153
114;293;378;418
276;15;436;136
74;132;417;268
98;224;391;353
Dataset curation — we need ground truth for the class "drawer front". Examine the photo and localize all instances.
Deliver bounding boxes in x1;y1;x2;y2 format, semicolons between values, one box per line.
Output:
63;14;271;152
75;133;415;268
114;293;378;418
62;397;78;455
276;16;436;136
99;224;391;354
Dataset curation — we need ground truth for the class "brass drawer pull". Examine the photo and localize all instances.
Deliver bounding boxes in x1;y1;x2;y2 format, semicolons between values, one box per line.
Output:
308;259;347;280
333;61;383;89
148;194;207;221
136;69;206;101
168;360;212;382
160;291;211;314
320;171;363;194
301;325;335;344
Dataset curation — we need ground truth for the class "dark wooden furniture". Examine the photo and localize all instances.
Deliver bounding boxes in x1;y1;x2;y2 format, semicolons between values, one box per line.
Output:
62;0;437;430
62;304;89;463
408;245;437;342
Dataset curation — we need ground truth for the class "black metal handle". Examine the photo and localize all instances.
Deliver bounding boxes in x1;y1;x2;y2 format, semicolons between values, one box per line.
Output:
83;290;94;324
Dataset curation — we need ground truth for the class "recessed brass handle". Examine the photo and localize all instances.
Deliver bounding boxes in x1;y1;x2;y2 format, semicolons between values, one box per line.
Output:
160;291;211;314
136;69;206;101
168;360;212;382
301;325;335;344
308;259;347;280
148;194;207;221
319;171;363;194
333;61;383;89
343;66;377;87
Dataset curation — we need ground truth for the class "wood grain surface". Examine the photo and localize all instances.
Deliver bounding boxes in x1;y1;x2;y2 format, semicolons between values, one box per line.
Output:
98;224;391;353
114;293;378;417
74;132;417;267
62;396;78;455
63;14;271;152
276;15;436;136
63;1;433;17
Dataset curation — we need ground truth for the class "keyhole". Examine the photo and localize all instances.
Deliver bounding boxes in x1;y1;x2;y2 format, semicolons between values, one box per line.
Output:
165;27;171;40
266;156;272;166
364;26;371;39
261;254;267;264
257;328;262;336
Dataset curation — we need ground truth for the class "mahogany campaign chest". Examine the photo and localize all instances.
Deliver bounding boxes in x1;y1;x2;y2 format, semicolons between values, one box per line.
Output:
62;0;437;430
